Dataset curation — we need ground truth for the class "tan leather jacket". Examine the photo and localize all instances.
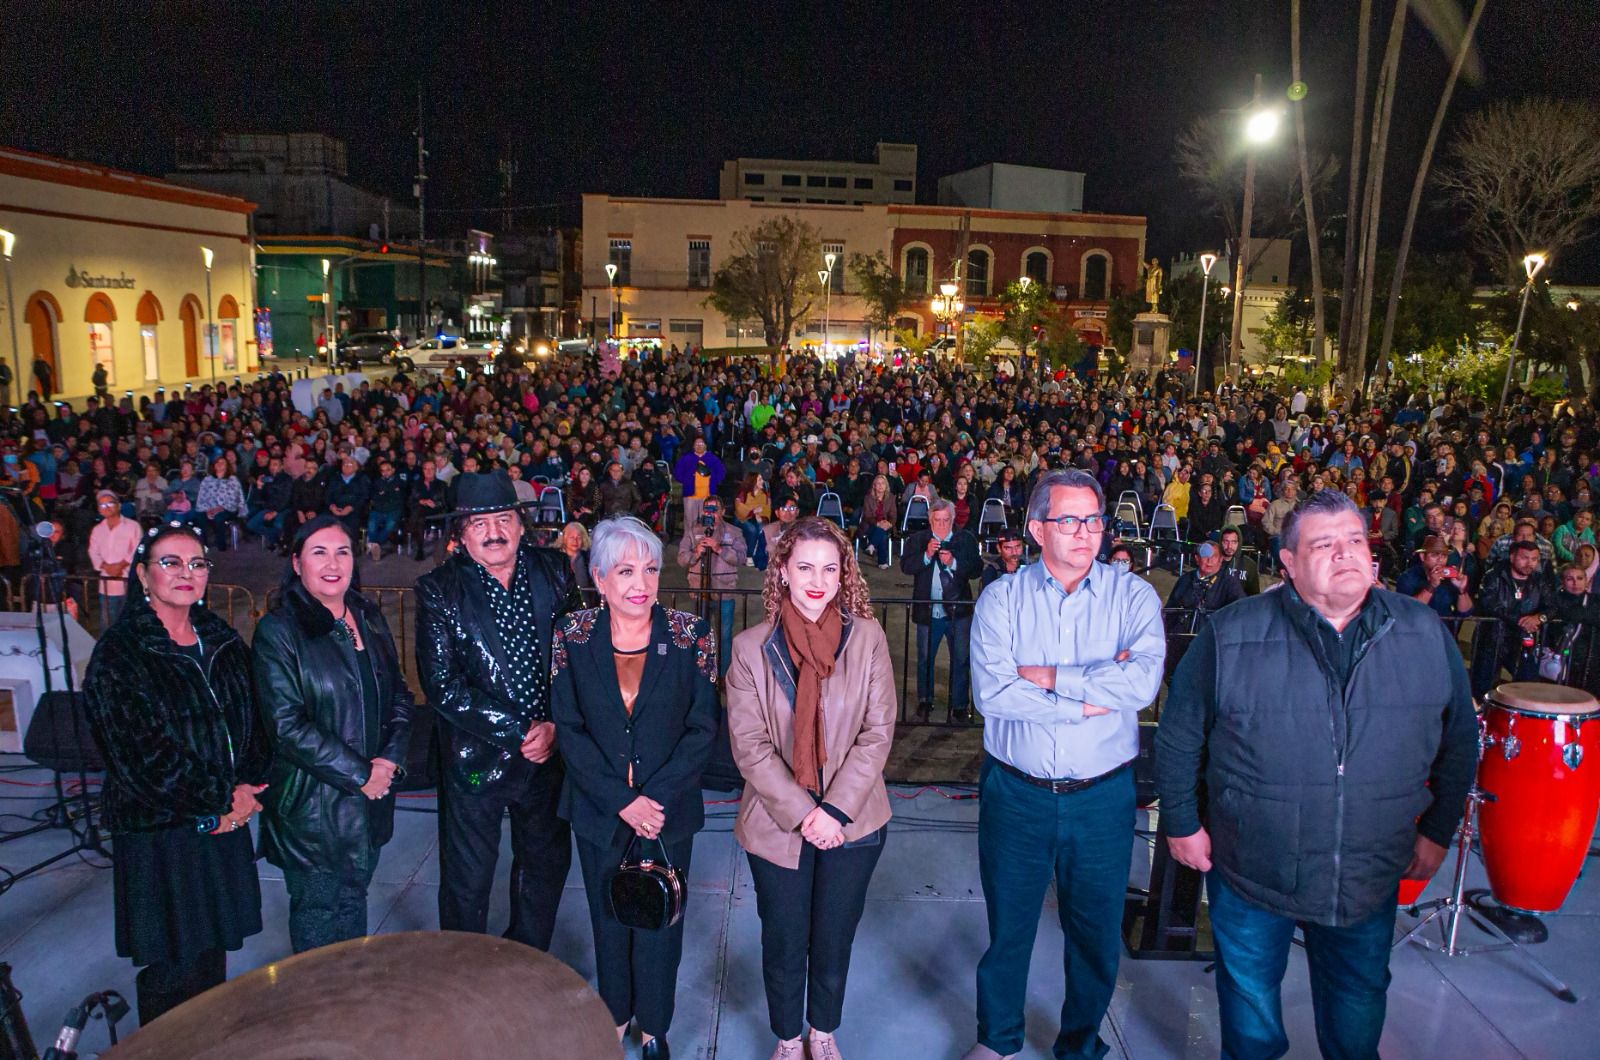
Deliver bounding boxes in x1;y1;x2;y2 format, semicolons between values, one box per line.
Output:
725;613;895;869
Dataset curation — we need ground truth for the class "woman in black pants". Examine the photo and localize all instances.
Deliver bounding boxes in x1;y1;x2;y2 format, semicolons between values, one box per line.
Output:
253;515;414;953
725;517;897;1060
549;515;718;1060
83;521;271;1025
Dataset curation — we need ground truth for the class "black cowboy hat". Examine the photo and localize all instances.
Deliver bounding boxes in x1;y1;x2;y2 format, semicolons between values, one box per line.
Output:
429;469;538;521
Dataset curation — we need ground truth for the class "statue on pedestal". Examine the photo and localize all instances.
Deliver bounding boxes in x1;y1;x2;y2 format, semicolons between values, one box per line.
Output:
1143;257;1164;312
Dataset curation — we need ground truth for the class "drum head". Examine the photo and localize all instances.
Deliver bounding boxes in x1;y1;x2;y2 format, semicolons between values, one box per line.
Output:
1489;681;1600;717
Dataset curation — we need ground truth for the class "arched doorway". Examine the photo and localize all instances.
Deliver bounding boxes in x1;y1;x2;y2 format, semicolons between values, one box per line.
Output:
180;295;202;377
137;291;163;382
23;291;62;397
85;292;117;387
216;294;240;371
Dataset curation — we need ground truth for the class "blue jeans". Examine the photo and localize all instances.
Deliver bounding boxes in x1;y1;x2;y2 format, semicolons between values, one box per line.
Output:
915;614;970;711
1207;871;1397;1060
737;518;768;569
366;509;400;547
245;508;285;546
863;524;890;564
98;592;125;632
976;758;1135;1059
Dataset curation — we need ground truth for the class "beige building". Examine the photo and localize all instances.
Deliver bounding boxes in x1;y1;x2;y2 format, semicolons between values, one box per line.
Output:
718;142;917;206
1172;240;1294;365
0;146;257;401
582;195;895;351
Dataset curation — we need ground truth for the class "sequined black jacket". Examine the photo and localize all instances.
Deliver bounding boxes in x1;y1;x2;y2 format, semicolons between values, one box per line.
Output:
414;541;577;793
84;598;271;834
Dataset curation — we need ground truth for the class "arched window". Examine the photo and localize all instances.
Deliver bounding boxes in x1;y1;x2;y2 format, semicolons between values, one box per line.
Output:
180;295;203;377
85;292;117;387
966;247;991;298
1024;250;1051;286
215;295;241;371
23;291;62;395
1081;252;1110;301
137;291;163;382
902;246;931;294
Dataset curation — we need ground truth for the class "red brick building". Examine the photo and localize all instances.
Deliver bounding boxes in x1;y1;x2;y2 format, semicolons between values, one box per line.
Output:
888;205;1145;346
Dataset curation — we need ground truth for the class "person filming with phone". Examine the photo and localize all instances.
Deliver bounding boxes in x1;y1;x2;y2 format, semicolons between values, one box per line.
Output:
1394;534;1473;619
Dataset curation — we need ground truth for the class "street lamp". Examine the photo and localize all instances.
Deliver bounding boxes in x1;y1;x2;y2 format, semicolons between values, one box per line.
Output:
1245;108;1283;144
821;251;837;357
1498;252;1548;413
1228;75;1279;384
201;246;215;388
0;228;16;405
1193;252;1218;394
604;262;618;340
321;257;335;373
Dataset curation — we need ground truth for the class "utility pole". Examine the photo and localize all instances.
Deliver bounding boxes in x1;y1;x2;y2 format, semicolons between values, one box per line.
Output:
954;211;971;365
1227;73;1263;385
414;85;428;341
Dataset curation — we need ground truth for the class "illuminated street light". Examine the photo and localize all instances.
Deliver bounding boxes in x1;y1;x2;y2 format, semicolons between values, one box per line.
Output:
604;262;618;339
201;246;216;386
1499;252;1549;413
1193;252;1219;395
818;268;833;356
1245;107;1283;144
0;228;16;403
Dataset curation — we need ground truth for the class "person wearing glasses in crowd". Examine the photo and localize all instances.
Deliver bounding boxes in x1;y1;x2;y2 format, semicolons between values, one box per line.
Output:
83;521;271;1025
415;469;578;950
253;515;415;953
549;516;719;1060
965;469;1164;1060
87;488;139;628
726;517;896;1060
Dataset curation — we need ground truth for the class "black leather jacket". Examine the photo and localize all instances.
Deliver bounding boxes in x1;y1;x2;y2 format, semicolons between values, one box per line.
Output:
254;584;414;875
415;541;577;794
1476;564;1557;622
84;598;270;835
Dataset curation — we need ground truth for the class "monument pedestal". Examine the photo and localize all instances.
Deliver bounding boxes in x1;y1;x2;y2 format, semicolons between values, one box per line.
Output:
1128;313;1171;377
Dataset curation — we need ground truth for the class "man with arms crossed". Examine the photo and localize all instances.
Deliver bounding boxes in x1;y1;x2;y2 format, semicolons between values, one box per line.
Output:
1157;489;1477;1058
964;469;1165;1060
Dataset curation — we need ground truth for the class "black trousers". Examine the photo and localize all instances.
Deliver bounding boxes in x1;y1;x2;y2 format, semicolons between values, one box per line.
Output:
746;828;887;1040
576;832;695;1036
283;852;378;954
135;947;225;1026
438;757;572;950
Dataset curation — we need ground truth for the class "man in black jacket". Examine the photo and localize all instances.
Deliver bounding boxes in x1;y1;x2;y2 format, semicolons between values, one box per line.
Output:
900;499;982;723
1470;540;1557;695
244;455;293;550
1156;490;1477;1060
404;459;449;560
1165;541;1247;622
415;470;578;950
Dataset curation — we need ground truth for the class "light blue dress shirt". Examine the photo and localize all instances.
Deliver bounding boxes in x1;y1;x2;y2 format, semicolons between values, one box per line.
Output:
925;533;951;619
972;559;1165;780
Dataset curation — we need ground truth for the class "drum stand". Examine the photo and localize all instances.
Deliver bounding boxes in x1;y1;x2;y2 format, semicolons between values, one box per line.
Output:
1395;788;1577;1003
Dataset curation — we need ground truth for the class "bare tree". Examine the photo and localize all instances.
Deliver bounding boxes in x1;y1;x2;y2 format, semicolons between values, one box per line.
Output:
1436;98;1600;284
1376;0;1488;382
704;216;822;355
1337;0;1375;383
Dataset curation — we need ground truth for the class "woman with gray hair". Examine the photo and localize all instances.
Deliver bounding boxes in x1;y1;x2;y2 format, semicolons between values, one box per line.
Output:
549;515;719;1060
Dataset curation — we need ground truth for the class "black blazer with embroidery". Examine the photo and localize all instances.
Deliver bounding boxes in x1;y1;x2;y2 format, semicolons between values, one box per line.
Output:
549;605;719;847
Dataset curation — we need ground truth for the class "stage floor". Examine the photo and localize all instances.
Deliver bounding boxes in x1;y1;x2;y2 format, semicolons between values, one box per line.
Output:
1;764;1593;1058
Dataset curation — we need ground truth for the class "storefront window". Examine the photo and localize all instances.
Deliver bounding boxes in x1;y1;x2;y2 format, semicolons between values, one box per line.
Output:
88;323;115;385
219;321;237;371
141;325;159;382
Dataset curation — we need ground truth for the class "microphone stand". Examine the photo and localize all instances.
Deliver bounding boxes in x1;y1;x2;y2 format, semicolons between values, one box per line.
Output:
0;499;111;895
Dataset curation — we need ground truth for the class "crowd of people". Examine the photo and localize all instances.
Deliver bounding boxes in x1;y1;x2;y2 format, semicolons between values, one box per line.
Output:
27;342;1600;1057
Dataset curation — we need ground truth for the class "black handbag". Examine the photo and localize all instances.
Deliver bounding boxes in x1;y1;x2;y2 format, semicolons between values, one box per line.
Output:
609;835;686;931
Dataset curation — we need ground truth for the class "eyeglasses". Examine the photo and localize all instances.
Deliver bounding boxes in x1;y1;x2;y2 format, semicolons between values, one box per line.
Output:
154;557;214;573
1037;513;1107;535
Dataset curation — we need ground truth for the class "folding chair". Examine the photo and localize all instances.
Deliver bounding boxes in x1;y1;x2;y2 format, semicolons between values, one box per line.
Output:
1116;491;1145;535
1224;505;1248;531
1113;499;1143;540
893;494;931;562
1149;503;1185;574
534;484;567;526
976;498;1008;551
816;491;845;528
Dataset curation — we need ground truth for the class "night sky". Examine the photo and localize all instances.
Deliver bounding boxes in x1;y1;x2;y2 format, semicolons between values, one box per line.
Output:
5;1;1597;278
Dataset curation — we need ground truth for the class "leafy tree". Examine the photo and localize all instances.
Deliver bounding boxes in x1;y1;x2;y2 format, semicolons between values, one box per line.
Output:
999;279;1051;378
962;319;1004;367
848;252;905;349
1255;300;1311;367
1105;289;1145;363
894;326;935;359
1161;272;1229;382
703;216;823;356
1040;305;1089;375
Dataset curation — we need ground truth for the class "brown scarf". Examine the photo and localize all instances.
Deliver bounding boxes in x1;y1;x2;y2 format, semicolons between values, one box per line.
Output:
780;597;841;795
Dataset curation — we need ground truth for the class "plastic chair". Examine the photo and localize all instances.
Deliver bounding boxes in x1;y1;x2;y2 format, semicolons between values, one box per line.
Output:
1150;504;1184;573
977;498;1008;544
1224;505;1248;530
535;485;567;526
1116;491;1145;534
900;493;931;533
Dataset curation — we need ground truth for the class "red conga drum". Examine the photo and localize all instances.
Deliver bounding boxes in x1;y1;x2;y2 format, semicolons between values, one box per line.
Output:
1396;876;1430;907
1478;682;1600;914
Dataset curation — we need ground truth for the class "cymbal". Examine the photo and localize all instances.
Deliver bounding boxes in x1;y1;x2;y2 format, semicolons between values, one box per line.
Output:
107;931;621;1060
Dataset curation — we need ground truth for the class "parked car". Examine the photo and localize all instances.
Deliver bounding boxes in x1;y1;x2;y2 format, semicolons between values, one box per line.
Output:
335;332;403;367
393;335;500;372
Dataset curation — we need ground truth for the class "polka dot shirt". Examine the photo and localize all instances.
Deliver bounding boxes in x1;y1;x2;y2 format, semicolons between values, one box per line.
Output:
474;554;547;722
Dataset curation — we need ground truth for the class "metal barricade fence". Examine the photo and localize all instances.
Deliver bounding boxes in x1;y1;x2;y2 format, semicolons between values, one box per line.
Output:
4;573;257;640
